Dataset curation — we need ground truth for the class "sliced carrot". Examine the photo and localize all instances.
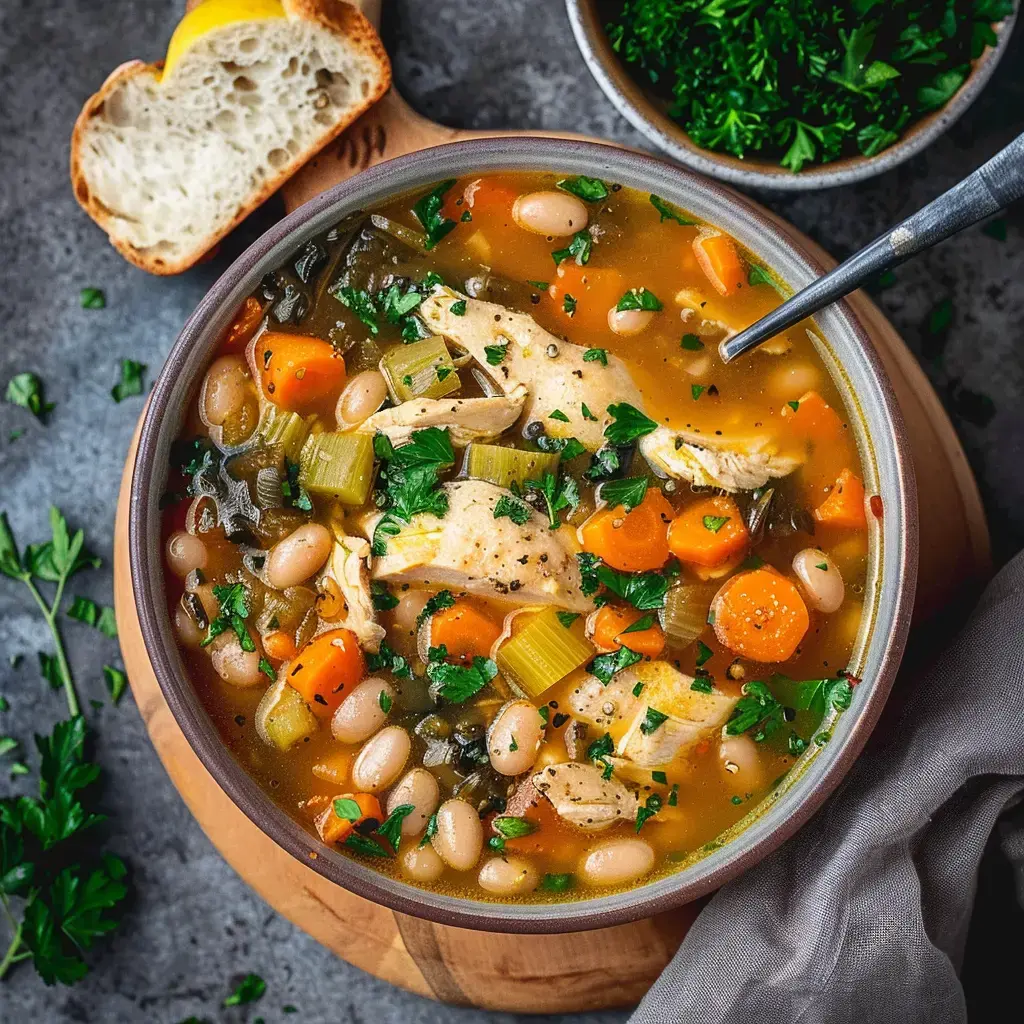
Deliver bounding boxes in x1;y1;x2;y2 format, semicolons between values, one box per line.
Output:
591;605;665;659
782;390;845;440
263;629;297;663
711;568;809;663
443;178;519;222
668;496;749;567
256;332;346;413
814;468;867;529
693;232;746;297
315;791;382;844
221;296;263;353
429;600;503;664
580;488;674;572
691;548;746;582
287;628;365;717
547;263;625;335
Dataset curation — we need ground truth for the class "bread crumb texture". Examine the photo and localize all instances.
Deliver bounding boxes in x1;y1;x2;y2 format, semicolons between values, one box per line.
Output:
73;3;388;273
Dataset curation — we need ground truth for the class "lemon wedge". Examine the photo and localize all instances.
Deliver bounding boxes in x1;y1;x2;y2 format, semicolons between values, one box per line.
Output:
162;0;285;81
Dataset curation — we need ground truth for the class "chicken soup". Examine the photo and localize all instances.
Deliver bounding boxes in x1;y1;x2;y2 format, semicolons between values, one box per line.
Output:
161;172;873;901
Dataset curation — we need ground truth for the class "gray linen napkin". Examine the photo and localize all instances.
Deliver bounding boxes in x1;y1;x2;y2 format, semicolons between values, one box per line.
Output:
630;552;1024;1024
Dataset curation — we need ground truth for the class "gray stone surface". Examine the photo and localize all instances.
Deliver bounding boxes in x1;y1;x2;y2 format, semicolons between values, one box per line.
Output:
0;0;1021;1021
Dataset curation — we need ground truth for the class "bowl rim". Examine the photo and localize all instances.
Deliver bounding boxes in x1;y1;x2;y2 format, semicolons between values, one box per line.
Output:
565;0;1019;191
130;137;918;933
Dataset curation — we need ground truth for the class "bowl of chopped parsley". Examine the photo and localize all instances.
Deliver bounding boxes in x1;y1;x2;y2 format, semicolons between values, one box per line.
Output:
566;0;1017;189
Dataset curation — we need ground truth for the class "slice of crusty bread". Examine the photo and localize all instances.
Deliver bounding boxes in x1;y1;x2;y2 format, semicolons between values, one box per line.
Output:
71;0;390;275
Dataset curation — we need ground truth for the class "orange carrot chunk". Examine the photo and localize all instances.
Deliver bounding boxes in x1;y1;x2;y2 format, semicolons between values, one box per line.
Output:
262;629;297;663
429;601;503;664
711;569;810;663
443;178;519;221
782;390;845;440
693;232;746;297
667;496;749;567
814;469;867;529
547;264;625;334
591;605;666;659
315;791;383;844
222;296;263;353
287;628;365;717
257;332;347;413
580;488;674;572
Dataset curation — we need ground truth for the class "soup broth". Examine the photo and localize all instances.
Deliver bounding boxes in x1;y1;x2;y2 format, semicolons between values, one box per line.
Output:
161;172;872;902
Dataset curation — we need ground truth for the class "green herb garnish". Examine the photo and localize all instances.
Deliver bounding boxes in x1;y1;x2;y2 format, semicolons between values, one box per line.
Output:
583;347;609;366
599;477;648;511
493;494;532;526
412;179;457;249
557;175;609;201
616;288;662;312
6;373;54;421
110;359;146;403
552;228;593;266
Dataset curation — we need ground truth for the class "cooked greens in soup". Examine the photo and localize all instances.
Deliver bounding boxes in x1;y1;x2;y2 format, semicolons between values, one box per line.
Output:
162;172;874;901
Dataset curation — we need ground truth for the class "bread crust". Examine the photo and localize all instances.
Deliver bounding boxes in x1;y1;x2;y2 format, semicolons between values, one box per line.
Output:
69;0;390;275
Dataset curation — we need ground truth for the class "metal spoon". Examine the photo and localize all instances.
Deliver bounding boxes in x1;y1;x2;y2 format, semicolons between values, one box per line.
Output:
720;131;1024;363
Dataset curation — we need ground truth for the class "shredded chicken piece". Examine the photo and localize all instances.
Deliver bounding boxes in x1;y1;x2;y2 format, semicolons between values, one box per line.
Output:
368;479;591;610
531;762;639;831
357;386;527;447
640;425;802;492
419;286;643;450
323;535;385;653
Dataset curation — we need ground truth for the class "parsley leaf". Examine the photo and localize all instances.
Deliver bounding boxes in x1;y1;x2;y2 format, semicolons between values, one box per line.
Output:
376;804;415;851
493;816;537;838
703;515;730;533
412;179;458;249
748;264;784;294
6;373;54;421
426;656;498;703
484;342;508;365
616;288;662;312
600;477;648;511
79;287;106;310
102;666;127;704
680;333;704;351
224;973;266;1007
640;708;669;735
604;403;658;445
416;590;456;628
556;612;580;628
578;556;670;611
450;299;468;316
534;434;588;461
110;360;146;404
557;175;609;201
583;347;609;366
370;580;399;612
494;494;532;525
67;597;117;638
539;872;574;892
524;470;579;529
649;194;696;225
636;793;662;831
551;228;593;266
589;645;643;684
726;681;788;742
334;286;380;334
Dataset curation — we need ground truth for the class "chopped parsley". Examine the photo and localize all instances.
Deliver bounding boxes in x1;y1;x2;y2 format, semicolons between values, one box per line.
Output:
622;613;656;634
492;816;537;839
110;359;147;403
484;342;509;365
412;178;458;249
680;333;704;350
636;793;662;831
524;470;579;529
695;640;713;668
604;403;658;445
578;554;670;610
80;287;106;309
449;299;468;316
726;681;789;742
334;286;380;334
493;494;533;525
200;583;255;652
640;707;669;735
556;611;580;628
794;676;854;714
549;409;571;423
690;674;714;694
103;665;127;703
378;689;393;713
416;589;456;628
581;402;597;422
748;264;784;294
652;770;667;784
589;645;643;684
557;175;610;201
370;580;400;612
563;294;578;316
67;596;117;638
616;288;662;312
551;228;593;266
583;347;609;366
6;372;54;421
649;194;696;225
600;477;648;511
539;872;575;892
691;384;706;401
426;654;498;703
534;434;588;461
703;514;730;533
224;973;266;1007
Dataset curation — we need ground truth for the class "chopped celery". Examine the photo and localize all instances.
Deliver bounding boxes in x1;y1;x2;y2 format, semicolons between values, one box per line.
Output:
258;406;312;461
497;607;593;699
465;444;560;490
660;583;719;647
255;680;318;751
299;431;375;505
380;336;460;403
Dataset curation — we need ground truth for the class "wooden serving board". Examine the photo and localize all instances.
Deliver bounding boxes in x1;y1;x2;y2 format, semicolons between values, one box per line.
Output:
116;2;991;1011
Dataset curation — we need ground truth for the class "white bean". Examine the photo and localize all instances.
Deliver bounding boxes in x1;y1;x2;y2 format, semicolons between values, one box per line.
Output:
350;725;411;793
488;700;545;776
719;734;767;795
580;837;655;888
400;843;445;883
388;768;440;836
202;355;251;426
432;798;483;871
174;603;206;648
608;307;654;336
792;548;845;613
767;363;823;402
210;639;264;688
478;855;539;895
336;369;388;427
166;531;208;578
391;589;431;637
513;191;589;237
331;678;395;745
265;523;332;590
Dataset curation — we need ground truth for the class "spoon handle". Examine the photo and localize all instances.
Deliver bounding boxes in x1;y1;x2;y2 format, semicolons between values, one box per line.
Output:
720;131;1024;363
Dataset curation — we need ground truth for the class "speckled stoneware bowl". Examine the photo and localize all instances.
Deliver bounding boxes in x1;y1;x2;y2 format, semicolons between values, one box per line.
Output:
130;139;918;932
566;0;1019;191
